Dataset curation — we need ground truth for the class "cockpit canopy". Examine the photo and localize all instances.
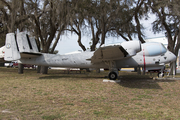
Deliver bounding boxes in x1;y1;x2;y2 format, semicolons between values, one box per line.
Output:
142;42;167;56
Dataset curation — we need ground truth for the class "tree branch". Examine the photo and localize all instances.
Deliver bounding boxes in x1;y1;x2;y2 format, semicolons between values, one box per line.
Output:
1;0;12;11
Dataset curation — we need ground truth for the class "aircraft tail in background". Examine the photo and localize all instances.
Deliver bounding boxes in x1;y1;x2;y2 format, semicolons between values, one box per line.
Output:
0;46;5;58
4;32;41;61
0;46;5;62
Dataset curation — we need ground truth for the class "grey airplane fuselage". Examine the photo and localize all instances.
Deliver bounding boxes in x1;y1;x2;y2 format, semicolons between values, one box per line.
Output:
19;49;175;69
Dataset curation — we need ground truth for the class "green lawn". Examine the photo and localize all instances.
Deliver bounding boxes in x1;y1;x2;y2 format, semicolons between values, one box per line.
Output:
0;67;180;120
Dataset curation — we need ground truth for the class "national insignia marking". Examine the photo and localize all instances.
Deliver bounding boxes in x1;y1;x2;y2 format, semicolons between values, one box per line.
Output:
6;43;11;49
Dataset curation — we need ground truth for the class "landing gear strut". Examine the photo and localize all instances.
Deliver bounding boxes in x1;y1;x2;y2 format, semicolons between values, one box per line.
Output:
105;61;119;80
158;72;164;77
158;66;165;77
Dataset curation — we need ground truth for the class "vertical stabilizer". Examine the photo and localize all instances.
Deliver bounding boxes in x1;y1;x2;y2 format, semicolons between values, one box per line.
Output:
17;32;39;53
29;37;40;52
17;32;31;52
4;33;21;61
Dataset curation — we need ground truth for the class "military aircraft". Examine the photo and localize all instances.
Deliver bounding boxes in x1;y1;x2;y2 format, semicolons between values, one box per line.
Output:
4;32;176;80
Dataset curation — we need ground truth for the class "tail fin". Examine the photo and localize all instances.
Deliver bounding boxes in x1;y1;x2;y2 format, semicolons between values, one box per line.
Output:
17;32;40;53
4;33;21;61
4;32;41;61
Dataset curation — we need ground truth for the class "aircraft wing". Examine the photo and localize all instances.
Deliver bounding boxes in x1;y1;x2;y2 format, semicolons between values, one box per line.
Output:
91;45;127;63
90;41;141;63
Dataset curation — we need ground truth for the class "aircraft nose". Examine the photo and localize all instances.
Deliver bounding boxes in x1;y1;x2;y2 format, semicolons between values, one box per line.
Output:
169;51;176;63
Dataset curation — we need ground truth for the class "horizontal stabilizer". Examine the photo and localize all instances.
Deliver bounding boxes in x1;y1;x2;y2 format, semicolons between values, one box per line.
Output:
20;52;42;58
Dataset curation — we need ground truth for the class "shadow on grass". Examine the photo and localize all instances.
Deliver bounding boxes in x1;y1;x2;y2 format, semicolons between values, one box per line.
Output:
117;75;176;89
118;79;163;89
37;70;177;90
38;75;105;80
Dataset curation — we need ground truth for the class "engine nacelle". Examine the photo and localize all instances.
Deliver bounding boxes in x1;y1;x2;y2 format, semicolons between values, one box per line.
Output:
121;40;141;56
142;42;167;56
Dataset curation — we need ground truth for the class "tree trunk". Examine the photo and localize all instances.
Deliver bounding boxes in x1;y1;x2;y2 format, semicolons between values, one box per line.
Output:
169;61;176;76
91;30;101;51
134;12;145;43
77;31;86;51
100;25;106;46
40;66;48;74
18;64;24;74
37;66;41;73
91;45;95;51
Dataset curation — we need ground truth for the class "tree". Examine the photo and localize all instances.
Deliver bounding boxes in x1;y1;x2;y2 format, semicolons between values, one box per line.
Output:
0;9;6;46
0;0;69;74
27;0;70;74
87;0;146;50
85;0;139;51
134;0;147;43
0;0;30;74
85;1;101;51
0;21;6;46
66;0;147;52
148;0;180;74
0;0;29;33
66;0;87;51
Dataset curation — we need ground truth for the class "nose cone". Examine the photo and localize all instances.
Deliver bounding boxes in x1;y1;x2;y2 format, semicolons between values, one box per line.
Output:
168;51;176;63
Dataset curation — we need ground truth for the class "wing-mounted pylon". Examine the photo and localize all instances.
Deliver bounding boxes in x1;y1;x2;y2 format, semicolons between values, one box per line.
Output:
90;40;141;63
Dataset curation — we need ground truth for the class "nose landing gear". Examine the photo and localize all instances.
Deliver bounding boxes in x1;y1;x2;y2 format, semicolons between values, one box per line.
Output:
158;66;165;78
158;72;164;77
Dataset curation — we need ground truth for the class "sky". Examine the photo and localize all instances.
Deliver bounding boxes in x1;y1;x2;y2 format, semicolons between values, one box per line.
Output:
56;14;165;55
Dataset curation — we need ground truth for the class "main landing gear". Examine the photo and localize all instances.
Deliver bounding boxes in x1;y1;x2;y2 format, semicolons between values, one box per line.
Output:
108;71;118;80
105;61;119;80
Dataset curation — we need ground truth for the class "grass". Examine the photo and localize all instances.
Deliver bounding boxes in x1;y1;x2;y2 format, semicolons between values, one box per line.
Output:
0;67;180;119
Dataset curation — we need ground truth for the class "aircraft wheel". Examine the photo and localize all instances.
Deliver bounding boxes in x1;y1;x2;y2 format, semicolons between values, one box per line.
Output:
108;72;117;80
158;72;164;77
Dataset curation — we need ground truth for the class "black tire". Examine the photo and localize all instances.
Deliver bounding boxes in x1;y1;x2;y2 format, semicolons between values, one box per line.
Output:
108;72;117;80
158;72;164;77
